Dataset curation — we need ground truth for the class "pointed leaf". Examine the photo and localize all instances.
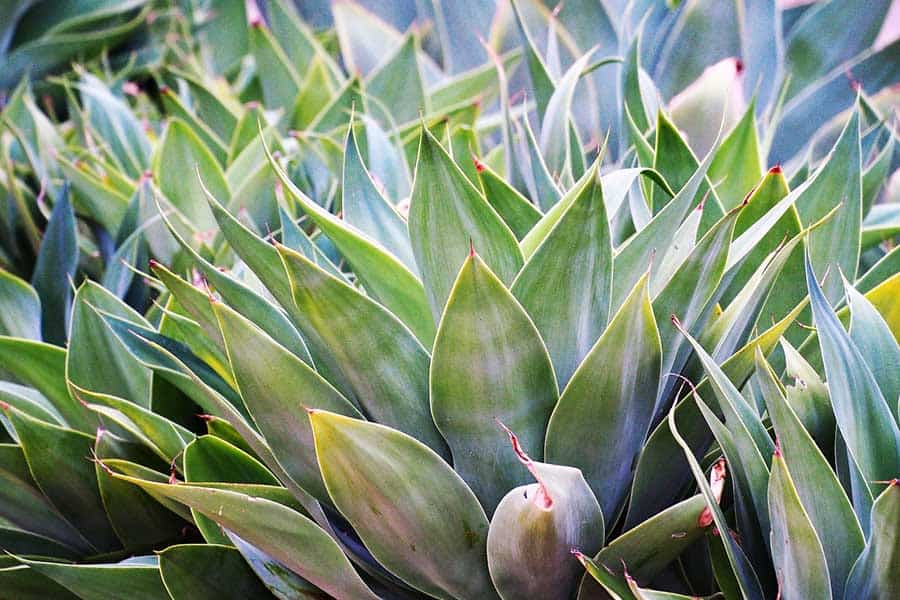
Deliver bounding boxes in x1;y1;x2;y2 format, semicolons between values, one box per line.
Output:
264;141;434;344
806;255;900;493
845;481;900;599
159;544;272;600
3;406;119;552
431;252;558;513
512;166;612;387
109;469;379;600
755;351;862;598
277;244;447;456
767;452;833;600
545;273;660;519
18;558;167;600
213;299;362;502
31;183;76;345
409;127;523;321
342;124;417;273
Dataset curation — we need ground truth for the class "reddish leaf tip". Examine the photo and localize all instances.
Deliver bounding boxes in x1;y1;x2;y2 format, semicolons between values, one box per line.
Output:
159;85;171;95
468;238;476;258
0;400;9;412
472;155;486;173
196;413;214;422
734;58;744;75
768;164;783;174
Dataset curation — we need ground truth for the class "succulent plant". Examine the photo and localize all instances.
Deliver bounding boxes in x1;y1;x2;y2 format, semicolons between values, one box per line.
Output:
0;0;898;599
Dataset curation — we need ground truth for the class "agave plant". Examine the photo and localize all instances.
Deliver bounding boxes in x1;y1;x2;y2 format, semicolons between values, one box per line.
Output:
0;1;898;599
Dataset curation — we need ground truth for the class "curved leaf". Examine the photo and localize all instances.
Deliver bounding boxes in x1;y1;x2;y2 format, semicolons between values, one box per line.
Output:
310;410;496;600
488;427;603;600
109;469;377;600
806;255;900;494
545;273;660;519
159;544;273;600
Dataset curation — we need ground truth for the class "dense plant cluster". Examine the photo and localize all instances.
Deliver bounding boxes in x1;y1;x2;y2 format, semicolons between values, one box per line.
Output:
0;1;897;599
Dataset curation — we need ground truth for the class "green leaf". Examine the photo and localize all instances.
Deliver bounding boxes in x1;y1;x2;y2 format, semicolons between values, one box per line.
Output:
806;255;900;495
277;244;447;456
0;337;91;431
154;118;230;233
30;182;76;345
431;252;558;513
799;109;862;303
153;211;313;366
159;544;273;600
109;469;378;600
67;282;152;407
755;351;862;598
545;273;660;519
159;87;229;165
708;101;763;210
248;20;302;113
213;298;362;502
342;124;417;273
227;533;330;599
625;299;806;527
0;443;91;555
93;430;185;551
184;434;279;545
487;427;603;600
779;339;834;451
75;73;151;179
367;33;428;123
767;452;833;600
3;405;119;552
846;278;900;424
519;160;600;259
611;131;719;310
512;165;612;387
539;50;595;183
652;204;741;407
264;140;435;345
675;319;774;528
668;402;764;600
310;410;496;600
17;557;168;600
724;167;803;328
476;159;541;240
409;127;523;321
651;110;722;228
509;0;555;119
73;385;193;465
577;495;710;599
845;482;900;599
513;114;562;211
0;269;40;339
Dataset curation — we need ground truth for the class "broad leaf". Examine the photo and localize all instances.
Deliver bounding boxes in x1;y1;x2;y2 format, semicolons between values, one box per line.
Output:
431;252;558;513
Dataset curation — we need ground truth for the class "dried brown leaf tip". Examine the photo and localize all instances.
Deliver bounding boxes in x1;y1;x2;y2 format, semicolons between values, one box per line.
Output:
698;458;727;527
496;419;553;509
